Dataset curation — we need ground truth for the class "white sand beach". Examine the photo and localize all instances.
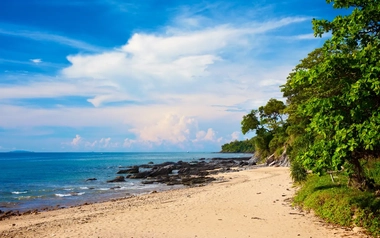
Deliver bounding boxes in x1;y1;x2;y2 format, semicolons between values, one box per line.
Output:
0;167;367;238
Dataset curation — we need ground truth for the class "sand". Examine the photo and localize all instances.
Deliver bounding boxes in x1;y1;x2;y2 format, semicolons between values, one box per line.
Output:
0;167;368;238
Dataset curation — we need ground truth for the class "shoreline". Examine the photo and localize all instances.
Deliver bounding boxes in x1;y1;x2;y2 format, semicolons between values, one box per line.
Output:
0;155;254;215
0;166;367;238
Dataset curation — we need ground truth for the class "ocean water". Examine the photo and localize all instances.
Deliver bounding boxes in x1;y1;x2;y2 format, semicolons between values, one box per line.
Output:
0;152;252;212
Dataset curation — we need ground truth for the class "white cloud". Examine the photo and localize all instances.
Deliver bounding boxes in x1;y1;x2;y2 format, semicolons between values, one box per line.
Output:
99;137;111;147
60;17;309;107
74;137;119;149
71;135;82;146
123;116;224;149
0;79;115;100
123;138;136;148
0;10;325;151
85;140;98;148
231;131;240;141
195;128;216;142
0;23;102;52
30;58;42;64
130;114;196;144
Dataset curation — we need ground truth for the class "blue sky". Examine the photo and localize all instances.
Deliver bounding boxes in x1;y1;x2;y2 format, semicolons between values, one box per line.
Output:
0;0;342;152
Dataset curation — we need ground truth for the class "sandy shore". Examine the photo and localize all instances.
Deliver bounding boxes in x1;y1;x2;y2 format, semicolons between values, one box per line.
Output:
0;167;368;238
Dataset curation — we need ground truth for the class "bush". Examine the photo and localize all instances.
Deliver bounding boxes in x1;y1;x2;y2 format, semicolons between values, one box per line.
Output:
290;160;307;183
293;174;380;237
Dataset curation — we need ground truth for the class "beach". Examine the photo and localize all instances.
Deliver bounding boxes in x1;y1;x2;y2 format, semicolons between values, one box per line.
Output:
0;167;367;238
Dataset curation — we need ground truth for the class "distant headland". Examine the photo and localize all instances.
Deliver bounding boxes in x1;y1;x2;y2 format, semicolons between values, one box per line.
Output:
8;150;34;153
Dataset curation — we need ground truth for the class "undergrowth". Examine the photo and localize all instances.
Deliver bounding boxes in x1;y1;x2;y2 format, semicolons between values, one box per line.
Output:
293;174;380;237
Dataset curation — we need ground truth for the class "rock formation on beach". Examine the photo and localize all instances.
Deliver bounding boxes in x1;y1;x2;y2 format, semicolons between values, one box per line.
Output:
111;157;255;186
111;155;292;187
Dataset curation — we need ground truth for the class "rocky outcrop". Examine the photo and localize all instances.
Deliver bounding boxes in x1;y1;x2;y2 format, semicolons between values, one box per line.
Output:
107;176;125;183
149;165;174;177
181;176;216;186
127;171;151;179
117;166;139;174
248;155;259;165
265;149;290;167
0;210;20;221
123;156;253;187
106;154;288;187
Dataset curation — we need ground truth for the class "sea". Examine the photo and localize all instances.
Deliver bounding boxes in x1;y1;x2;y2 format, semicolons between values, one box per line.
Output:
0;152;252;212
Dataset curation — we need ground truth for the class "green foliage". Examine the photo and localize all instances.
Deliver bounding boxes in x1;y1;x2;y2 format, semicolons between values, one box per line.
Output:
290;160;307;183
294;174;380;237
220;138;255;153
240;98;287;159
363;159;380;185
282;0;380;190
241;110;260;135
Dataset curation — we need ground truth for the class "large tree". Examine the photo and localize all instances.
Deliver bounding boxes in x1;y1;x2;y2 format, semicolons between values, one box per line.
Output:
241;98;287;158
283;0;380;189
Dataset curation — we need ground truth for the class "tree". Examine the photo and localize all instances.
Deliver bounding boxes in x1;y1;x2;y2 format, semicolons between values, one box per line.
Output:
283;0;380;190
220;138;255;153
241;98;287;158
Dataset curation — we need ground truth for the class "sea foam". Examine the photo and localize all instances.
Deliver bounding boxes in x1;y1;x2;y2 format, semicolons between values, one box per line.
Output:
11;191;28;194
55;192;85;197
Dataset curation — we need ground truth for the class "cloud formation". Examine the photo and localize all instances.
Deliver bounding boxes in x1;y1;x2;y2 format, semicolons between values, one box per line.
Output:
30;59;42;64
0;2;326;151
70;135;82;146
0;23;102;52
61;16;309;107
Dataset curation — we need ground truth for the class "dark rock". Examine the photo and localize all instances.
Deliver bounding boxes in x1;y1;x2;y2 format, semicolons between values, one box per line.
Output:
248;156;258;165
117;166;139;174
0;210;17;221
149;165;174;177
107;176;125;183
141;180;156;184
264;149;289;167
86;178;97;181
154;161;176;167
148;161;154;164
128;171;151;179
181;176;216;186
116;170;129;174
139;164;154;168
142;175;181;185
266;154;275;166
178;167;190;175
121;155;254;188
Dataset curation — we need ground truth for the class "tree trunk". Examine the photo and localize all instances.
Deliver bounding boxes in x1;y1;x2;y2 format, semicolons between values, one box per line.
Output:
347;157;373;191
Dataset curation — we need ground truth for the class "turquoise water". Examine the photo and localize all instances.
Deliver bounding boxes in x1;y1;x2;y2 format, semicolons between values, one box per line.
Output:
0;152;251;212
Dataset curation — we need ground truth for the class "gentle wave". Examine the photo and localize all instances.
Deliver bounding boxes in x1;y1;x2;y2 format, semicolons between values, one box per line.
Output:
97;188;109;191
16;195;44;200
17;196;31;200
11;191;28;194
55;192;85;197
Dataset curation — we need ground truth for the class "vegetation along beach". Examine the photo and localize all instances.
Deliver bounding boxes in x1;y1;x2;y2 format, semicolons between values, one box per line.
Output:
1;0;380;237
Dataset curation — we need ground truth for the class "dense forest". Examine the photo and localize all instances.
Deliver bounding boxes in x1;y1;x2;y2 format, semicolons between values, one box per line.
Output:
221;0;380;235
220;138;255;153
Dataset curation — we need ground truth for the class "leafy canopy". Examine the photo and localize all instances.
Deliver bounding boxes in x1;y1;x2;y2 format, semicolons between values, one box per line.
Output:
283;0;380;189
241;98;287;158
